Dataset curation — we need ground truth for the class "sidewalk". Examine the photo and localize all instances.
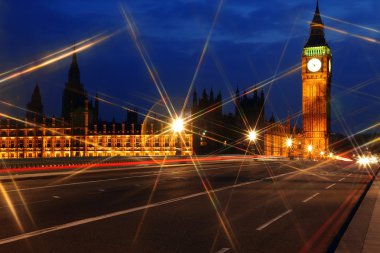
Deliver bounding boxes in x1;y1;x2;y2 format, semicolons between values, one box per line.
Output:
336;169;380;253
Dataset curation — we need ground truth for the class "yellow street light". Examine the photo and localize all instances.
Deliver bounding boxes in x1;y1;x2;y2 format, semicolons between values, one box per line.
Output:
248;130;257;142
286;138;293;148
171;118;184;133
307;145;313;153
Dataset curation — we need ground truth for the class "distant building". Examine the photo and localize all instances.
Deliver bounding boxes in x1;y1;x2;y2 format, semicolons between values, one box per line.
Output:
0;50;192;159
191;87;265;154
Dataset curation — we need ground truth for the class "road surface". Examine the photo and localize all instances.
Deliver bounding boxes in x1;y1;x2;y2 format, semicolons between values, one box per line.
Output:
0;158;374;253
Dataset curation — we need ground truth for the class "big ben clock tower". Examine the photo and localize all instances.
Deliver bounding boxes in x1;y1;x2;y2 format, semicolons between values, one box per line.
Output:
302;0;332;158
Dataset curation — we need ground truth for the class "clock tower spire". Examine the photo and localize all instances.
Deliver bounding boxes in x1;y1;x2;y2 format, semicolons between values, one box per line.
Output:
302;0;332;158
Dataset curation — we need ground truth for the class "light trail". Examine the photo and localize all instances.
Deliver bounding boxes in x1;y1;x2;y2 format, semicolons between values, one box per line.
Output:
321;14;380;34
0;32;107;78
0;183;25;233
0;32;118;84
323;25;379;44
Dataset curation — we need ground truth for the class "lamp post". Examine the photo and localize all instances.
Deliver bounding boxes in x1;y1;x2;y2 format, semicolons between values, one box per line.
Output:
171;118;184;156
307;144;313;160
247;130;257;155
286;138;293;159
248;130;257;142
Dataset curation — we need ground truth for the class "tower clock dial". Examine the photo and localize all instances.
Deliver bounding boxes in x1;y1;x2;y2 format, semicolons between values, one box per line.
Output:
307;58;322;72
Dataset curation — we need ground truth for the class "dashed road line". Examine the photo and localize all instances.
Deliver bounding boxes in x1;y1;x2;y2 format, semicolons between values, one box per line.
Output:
52;196;60;199
326;183;336;189
0;170;300;245
256;209;293;231
302;193;320;203
339;178;345;182
215;248;230;253
348;173;352;177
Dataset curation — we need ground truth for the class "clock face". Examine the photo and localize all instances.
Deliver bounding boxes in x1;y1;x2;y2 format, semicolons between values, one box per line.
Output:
307;58;322;72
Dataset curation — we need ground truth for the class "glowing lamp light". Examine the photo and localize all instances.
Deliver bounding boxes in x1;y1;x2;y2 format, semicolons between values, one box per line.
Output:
357;156;370;166
307;145;313;153
320;151;325;156
286;138;293;148
248;130;257;142
369;156;378;164
171;118;184;133
329;152;334;158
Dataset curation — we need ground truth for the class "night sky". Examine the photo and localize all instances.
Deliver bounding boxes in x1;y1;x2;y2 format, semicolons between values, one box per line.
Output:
0;0;379;134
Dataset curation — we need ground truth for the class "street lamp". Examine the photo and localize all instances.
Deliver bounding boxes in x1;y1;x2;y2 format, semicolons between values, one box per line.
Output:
171;118;184;133
248;130;257;142
286;138;293;159
307;145;313;160
286;138;293;148
171;117;184;156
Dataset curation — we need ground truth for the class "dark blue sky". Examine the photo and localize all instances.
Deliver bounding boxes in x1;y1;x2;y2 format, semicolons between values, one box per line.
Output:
0;0;379;134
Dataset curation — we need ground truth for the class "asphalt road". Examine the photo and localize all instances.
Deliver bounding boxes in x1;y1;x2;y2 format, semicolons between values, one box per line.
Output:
0;159;374;253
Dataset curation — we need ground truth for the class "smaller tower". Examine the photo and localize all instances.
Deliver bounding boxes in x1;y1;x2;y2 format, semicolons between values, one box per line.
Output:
94;93;99;124
26;83;44;123
192;89;198;115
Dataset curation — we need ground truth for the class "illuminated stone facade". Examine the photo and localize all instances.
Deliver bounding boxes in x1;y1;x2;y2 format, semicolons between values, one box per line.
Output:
302;1;331;157
0;120;192;158
0;51;192;159
264;1;331;158
264;117;291;157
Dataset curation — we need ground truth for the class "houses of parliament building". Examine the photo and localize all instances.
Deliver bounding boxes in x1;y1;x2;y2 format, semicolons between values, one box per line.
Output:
0;1;330;159
0;51;193;158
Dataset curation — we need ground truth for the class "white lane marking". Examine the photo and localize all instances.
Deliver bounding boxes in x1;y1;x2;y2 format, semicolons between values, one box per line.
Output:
326;183;336;189
216;248;230;253
256;209;293;231
348;173;352;177
302;193;320;203
0;170;300;245
339;178;345;182
98;189;105;192
52;196;60;199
